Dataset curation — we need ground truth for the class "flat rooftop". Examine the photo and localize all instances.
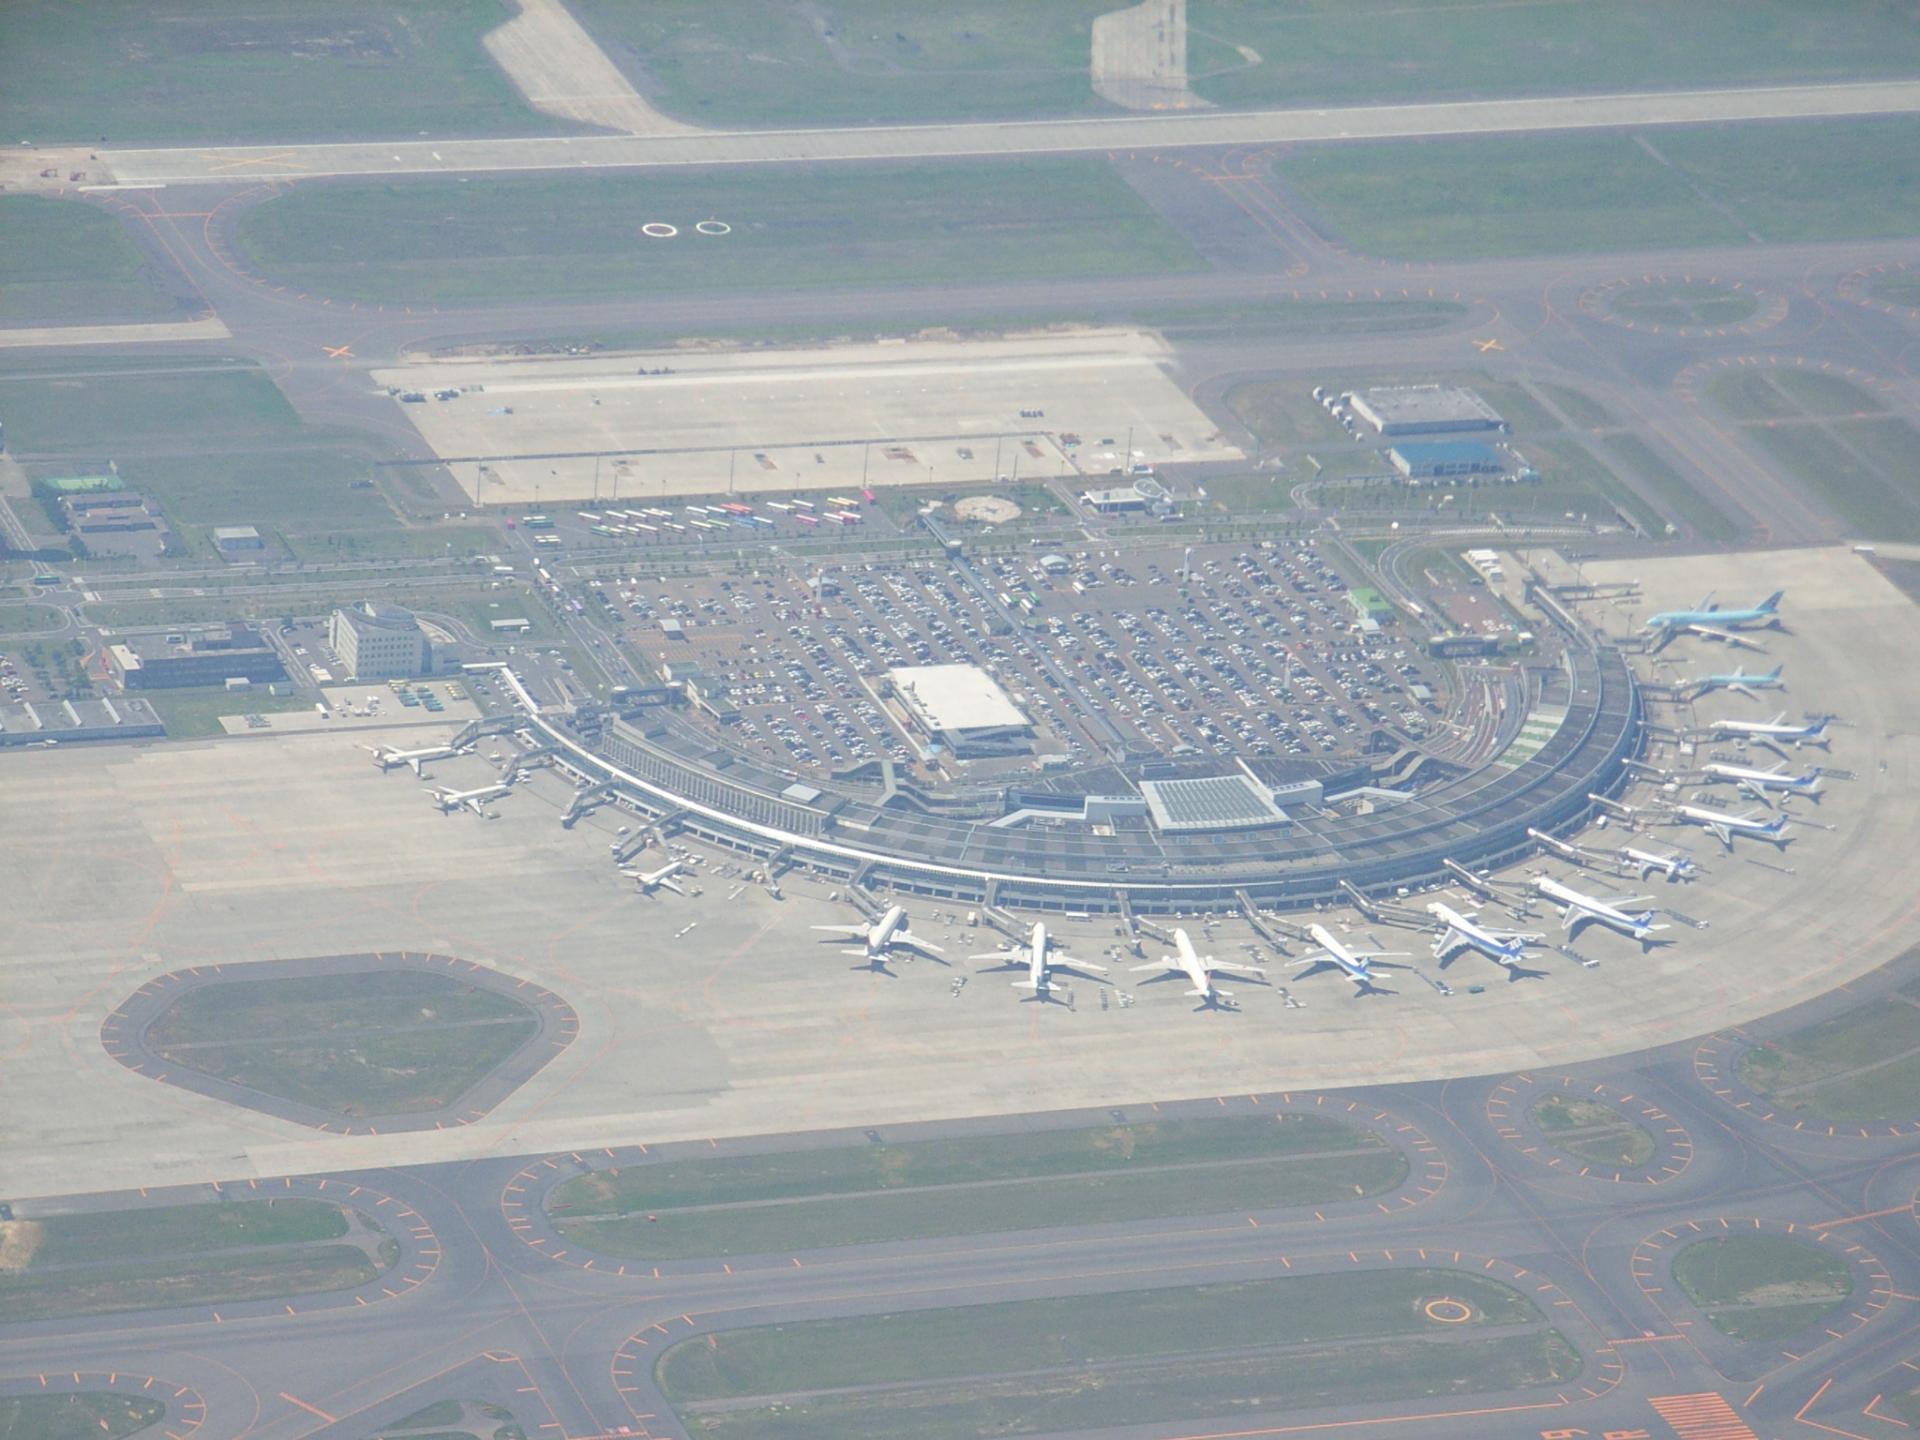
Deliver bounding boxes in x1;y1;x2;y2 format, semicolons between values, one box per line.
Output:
1350;385;1503;432
1140;773;1289;831
888;663;1029;734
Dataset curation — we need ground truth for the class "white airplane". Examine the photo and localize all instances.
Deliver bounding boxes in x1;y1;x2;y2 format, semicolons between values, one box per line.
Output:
1708;712;1830;758
1532;875;1669;948
1619;845;1697;883
427;783;510;815
811;904;945;969
1426;903;1542;969
1132;928;1263;1008
1665;803;1794;851
973;922;1106;1002
1290;922;1407;991
621;860;687;895
1690;664;1784;700
1702;761;1823;808
364;742;468;775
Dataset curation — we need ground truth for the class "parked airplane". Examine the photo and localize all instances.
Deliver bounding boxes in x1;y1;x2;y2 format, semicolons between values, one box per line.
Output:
1132;928;1263;1008
365;742;467;774
427;783;509;815
1619;845;1698;883
973;922;1106;1002
1646;590;1783;634
1702;761;1823;808
812;904;944;968
620;860;687;895
1531;875;1669;948
1691;664;1784;700
1425;903;1543;968
1665;803;1794;851
1286;922;1409;992
1675;623;1769;652
1708;712;1830;757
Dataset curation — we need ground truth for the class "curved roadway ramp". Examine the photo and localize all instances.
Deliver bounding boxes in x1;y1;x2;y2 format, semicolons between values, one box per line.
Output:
93;79;1920;186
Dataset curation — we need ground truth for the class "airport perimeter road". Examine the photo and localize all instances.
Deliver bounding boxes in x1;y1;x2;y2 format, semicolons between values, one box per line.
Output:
94;78;1920;186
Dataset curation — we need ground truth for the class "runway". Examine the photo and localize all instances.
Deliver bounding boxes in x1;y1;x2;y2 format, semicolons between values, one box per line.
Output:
93;78;1920;186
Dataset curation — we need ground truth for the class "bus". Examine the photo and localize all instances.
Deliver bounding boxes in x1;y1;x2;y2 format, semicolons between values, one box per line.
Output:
591;524;618;537
521;513;555;529
642;507;672;520
794;512;821;527
861;487;877;504
664;521;687;532
791;499;815;511
749;514;776;528
578;511;603;522
685;505;710;516
719;502;753;517
534;534;563;548
766;501;792;513
827;510;862;525
634;522;659;535
825;495;858;509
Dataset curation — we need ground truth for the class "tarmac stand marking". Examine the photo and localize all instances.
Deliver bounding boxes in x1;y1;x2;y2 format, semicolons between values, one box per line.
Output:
1648;1391;1759;1440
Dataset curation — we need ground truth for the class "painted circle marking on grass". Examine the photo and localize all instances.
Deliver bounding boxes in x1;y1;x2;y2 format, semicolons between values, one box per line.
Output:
641;223;679;238
1423;1297;1473;1323
1579;274;1784;338
695;220;731;235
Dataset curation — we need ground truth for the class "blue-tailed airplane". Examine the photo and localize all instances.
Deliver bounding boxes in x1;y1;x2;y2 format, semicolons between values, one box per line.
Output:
1646;590;1783;633
1690;664;1784;701
1702;761;1823;808
1708;711;1831;758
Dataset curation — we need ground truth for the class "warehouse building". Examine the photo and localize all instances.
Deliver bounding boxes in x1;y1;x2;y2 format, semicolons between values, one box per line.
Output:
107;624;287;690
886;663;1033;758
1387;440;1508;479
329;602;431;680
1350;386;1505;436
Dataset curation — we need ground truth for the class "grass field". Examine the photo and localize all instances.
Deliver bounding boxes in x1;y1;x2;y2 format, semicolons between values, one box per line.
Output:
0;1393;165;1440
1739;984;1920;1124
1733;415;1920;543
1513;436;1651;533
0;0;565;146
1530;1095;1655;1168
573;0;1114;127
1286;119;1920;261
232;162;1203;306
566;0;1920;128
1224;383;1347;448
0;603;62;634
1671;1234;1853;1342
21;1198;347;1266
0;356;420;560
1534;383;1614;431
657;1270;1576;1440
1867;273;1920;310
0;198;180;328
551;1114;1404;1260
1603;434;1745;543
145;968;540;1118
141;685;320;738
1186;1;1920;110
1605;282;1761;329
1197;473;1301;516
0;1247;377;1322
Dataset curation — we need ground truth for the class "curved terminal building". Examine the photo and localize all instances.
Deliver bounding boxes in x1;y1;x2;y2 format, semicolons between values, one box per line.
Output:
493;583;1640;913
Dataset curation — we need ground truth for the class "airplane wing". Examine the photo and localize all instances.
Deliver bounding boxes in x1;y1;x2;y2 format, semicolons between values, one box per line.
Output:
1738;782;1777;810
970;949;1021;965
656;878;686;895
1059;956;1109;974
1688;624;1766;651
894;932;945;957
810;924;868;938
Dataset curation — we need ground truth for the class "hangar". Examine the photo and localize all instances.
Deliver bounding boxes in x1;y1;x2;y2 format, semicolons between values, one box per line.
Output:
1350;385;1505;436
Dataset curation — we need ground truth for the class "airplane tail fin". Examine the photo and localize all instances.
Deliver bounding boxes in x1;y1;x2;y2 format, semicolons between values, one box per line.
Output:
1758;590;1783;613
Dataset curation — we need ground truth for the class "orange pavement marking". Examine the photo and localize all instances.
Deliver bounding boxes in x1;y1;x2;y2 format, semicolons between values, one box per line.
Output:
278;1393;338;1423
1650;1391;1760;1440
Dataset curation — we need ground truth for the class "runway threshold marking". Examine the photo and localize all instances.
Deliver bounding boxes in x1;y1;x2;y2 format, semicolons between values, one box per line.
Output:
1649;1391;1758;1440
278;1393;338;1423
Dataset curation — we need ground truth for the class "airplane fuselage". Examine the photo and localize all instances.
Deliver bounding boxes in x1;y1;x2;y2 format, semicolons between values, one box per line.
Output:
1704;762;1820;794
1426;903;1527;963
1306;922;1373;982
1532;875;1658;941
867;904;909;956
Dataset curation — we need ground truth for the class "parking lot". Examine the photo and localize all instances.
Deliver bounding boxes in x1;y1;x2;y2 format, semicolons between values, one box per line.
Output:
597;538;1452;780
